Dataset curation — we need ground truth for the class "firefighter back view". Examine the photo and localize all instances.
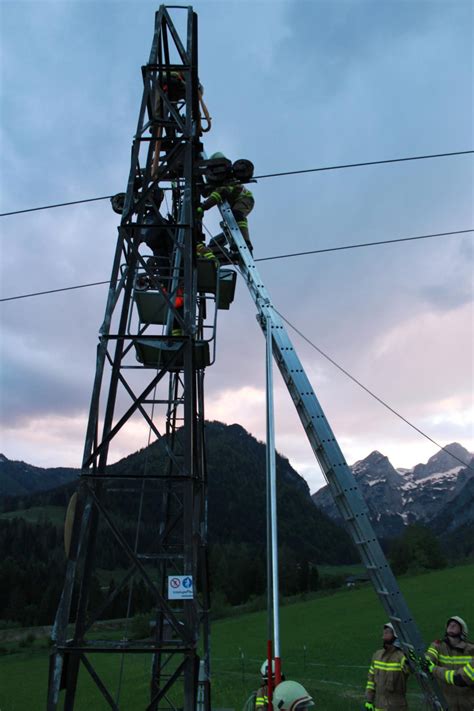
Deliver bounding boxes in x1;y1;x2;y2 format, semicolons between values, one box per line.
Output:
272;680;315;711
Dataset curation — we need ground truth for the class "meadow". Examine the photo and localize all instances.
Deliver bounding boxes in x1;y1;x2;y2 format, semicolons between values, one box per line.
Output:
0;564;472;710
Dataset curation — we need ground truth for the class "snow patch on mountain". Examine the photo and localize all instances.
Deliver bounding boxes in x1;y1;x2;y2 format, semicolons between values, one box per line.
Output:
312;443;474;538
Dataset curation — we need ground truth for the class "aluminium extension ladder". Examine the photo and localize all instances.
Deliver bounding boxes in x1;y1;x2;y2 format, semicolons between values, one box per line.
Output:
217;200;448;710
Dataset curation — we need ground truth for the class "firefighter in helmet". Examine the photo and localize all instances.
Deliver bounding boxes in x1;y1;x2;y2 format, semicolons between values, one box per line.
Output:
197;152;255;254
426;616;474;709
254;660;275;711
272;680;314;711
365;623;410;711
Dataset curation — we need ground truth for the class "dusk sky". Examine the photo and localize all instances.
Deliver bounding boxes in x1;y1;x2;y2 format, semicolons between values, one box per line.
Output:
0;0;473;493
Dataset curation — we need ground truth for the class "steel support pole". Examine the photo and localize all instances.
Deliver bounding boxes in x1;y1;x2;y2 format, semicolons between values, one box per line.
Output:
266;317;281;689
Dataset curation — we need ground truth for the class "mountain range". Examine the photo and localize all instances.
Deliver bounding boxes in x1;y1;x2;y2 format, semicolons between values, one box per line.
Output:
0;421;355;565
2;433;473;557
312;442;474;544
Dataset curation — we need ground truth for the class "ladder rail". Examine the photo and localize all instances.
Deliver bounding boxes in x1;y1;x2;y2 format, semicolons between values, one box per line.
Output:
217;201;448;710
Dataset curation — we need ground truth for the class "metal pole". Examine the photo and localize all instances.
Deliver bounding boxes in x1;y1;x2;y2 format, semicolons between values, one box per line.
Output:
265;319;274;702
266;317;281;687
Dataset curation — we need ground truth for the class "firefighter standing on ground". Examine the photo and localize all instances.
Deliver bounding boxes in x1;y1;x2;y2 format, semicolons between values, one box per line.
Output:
254;660;274;711
365;623;409;711
272;680;315;711
426;616;474;710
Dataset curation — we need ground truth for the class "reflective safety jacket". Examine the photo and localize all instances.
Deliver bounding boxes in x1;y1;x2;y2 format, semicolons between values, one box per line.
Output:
203;184;254;210
254;683;269;711
365;645;409;711
426;638;474;710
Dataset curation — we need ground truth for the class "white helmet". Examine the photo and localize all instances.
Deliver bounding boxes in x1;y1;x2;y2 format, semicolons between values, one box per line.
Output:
384;622;397;637
260;659;275;679
272;681;314;711
447;616;469;640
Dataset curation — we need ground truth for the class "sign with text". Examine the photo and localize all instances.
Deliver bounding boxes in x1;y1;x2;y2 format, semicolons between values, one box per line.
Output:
167;575;194;600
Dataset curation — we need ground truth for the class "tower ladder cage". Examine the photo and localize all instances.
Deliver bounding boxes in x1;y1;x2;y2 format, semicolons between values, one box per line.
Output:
216;205;449;710
47;6;213;711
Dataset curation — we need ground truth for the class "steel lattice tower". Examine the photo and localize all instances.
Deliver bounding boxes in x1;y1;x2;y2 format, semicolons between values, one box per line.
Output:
48;7;213;709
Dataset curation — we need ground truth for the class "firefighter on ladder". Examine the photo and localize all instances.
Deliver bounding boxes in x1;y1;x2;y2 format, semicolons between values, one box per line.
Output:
364;623;410;711
426;615;474;710
197;154;255;255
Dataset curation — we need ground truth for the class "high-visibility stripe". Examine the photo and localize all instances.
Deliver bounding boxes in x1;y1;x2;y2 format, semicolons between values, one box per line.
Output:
426;647;439;659
366;682;375;689
237;219;248;227
438;654;472;664
465;662;474;680
210;191;222;202
445;669;455;684
373;661;404;670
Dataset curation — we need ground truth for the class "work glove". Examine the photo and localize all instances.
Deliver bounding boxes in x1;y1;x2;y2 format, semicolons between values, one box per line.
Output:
364;704;374;711
196;205;204;217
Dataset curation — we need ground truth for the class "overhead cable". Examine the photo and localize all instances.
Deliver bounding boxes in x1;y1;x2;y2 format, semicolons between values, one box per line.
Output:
1;149;472;218
255;228;474;263
277;310;474;472
1;227;472;303
0;195;113;217
0;280;110;302
253;149;473;179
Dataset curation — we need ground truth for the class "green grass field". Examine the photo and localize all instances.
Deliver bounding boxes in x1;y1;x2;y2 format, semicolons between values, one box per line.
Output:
0;564;472;710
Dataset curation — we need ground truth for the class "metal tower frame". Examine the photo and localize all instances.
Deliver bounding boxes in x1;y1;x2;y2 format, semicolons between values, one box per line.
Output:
48;7;212;710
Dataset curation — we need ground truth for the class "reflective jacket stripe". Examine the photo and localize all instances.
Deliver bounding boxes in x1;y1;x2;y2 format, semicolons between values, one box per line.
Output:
445;669;455;684
373;661;405;670
426;647;439;660
438;654;472;664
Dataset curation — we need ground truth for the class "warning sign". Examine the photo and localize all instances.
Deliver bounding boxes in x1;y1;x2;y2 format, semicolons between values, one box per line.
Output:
167;575;194;600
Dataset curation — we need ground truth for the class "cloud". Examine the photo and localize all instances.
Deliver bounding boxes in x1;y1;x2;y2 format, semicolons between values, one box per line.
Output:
280;0;464;96
0;1;472;491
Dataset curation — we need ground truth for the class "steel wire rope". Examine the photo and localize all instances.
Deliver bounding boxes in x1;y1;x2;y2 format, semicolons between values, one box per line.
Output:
253;149;473;179
200;224;474;472
1;149;472;217
2;227;472;303
275;309;474;472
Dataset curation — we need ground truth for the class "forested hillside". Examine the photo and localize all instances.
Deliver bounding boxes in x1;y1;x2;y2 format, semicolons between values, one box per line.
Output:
0;422;355;625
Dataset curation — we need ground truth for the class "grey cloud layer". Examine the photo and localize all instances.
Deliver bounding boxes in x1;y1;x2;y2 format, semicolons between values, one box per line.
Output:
0;0;472;468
